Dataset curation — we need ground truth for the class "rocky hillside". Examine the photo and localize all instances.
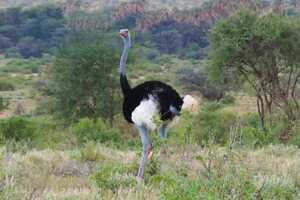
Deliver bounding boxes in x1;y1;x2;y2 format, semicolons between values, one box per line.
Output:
0;0;207;11
2;1;299;32
65;0;300;32
113;0;300;31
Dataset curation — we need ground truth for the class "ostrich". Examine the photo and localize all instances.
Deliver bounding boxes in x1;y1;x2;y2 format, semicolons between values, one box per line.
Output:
119;29;184;182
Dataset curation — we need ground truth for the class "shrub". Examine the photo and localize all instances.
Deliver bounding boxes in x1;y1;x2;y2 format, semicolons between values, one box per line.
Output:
0;80;15;91
79;142;106;162
72;118;121;145
201;101;224;112
0;117;36;143
170;102;283;147
239;113;275;147
0;96;9;111
240;127;270;147
220;93;235;105
50;37;121;122
0;58;43;73
287;120;300;147
92;164;135;193
192;108;237;145
13;103;25;115
168;102;233;146
4;47;22;58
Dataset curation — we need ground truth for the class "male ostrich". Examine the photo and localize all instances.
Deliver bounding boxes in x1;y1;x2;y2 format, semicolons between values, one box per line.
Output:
119;29;183;182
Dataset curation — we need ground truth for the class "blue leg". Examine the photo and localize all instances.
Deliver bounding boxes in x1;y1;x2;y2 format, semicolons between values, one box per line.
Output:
158;123;168;156
158;123;168;139
136;125;152;182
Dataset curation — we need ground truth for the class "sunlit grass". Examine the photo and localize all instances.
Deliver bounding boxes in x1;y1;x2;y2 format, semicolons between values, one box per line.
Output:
0;143;299;200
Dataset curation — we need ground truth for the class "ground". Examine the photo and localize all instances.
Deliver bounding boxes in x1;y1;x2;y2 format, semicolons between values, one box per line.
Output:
1;143;299;200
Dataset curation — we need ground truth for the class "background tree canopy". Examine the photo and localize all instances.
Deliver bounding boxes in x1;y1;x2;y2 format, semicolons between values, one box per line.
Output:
0;5;66;58
210;10;300;136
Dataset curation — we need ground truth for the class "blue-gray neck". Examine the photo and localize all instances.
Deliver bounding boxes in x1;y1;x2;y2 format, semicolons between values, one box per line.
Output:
119;36;131;76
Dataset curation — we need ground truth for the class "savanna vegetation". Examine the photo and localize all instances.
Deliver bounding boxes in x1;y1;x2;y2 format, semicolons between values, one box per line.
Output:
0;2;299;200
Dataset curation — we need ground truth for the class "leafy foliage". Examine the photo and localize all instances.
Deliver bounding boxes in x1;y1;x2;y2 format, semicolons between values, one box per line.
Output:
49;33;121;122
93;163;135;193
0;96;9;111
72;118;121;145
0;58;44;73
0;117;36;143
0;80;15;91
193;104;237;145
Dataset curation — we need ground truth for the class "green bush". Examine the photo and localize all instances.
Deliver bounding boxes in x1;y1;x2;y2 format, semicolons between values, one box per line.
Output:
193;109;237;145
0;80;15;91
0;117;36;143
172;105;281;147
168;102;234;146
0;58;43;73
72;118;121;145
29;116;71;149
239;113;275;147
287;120;300;147
201;101;224;112
92;164;135;193
0;96;9;111
79;142;106;162
220;93;235;105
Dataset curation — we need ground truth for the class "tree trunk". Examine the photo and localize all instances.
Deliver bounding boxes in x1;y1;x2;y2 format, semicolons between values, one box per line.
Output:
256;93;266;131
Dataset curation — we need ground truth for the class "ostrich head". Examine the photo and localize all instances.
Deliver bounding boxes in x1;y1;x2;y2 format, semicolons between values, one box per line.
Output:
119;29;131;48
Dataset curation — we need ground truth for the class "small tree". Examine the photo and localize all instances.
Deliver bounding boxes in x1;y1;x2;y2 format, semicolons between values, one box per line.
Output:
49;34;122;125
210;10;300;138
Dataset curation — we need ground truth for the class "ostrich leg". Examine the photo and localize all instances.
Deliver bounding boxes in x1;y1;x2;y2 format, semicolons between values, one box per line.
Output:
136;125;152;183
158;123;168;139
158;123;168;156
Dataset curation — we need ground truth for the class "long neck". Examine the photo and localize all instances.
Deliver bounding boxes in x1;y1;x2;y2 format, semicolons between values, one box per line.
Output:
119;37;131;76
119;36;132;97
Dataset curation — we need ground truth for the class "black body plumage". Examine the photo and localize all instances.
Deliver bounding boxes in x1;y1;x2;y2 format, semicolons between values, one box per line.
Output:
120;76;183;123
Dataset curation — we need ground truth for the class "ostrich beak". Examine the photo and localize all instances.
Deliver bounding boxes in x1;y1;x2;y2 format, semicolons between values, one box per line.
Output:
119;30;128;38
119;29;129;38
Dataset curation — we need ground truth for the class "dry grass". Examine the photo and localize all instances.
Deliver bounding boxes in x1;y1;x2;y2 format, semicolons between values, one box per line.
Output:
0;89;37;119
0;143;299;200
222;94;257;116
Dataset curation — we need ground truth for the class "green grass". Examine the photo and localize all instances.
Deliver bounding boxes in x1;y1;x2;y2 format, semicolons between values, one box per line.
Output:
0;143;299;200
0;58;45;74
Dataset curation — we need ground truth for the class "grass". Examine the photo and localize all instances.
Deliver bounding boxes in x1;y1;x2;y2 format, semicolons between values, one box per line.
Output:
0;143;299;200
0;58;45;74
222;93;257;116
